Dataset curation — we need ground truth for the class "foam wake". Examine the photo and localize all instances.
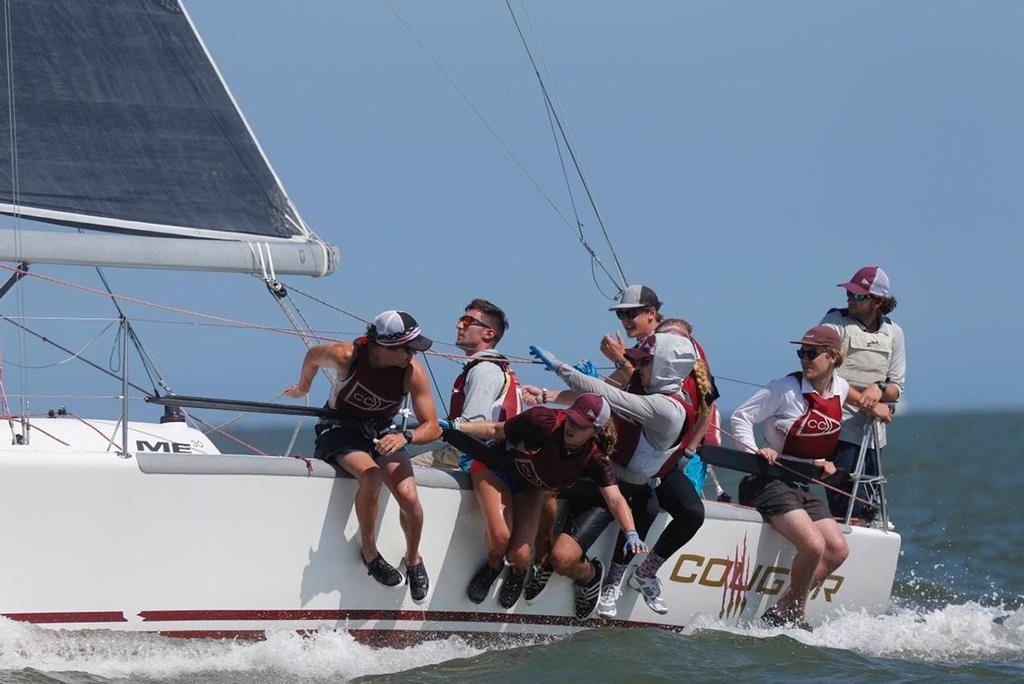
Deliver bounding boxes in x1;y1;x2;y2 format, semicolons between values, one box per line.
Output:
690;602;1024;662
0;618;485;682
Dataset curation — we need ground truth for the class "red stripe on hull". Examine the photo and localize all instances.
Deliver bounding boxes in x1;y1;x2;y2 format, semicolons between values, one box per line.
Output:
2;611;127;624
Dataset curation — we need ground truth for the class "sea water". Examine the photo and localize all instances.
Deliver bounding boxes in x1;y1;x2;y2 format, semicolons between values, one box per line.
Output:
1;411;1021;683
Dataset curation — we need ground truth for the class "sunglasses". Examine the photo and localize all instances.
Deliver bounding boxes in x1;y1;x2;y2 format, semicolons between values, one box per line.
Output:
615;307;649;321
796;348;828;360
457;314;492;330
389;344;416;356
847;292;871;302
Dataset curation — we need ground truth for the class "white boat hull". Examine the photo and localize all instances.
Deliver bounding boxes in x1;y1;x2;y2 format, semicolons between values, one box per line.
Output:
0;420;900;642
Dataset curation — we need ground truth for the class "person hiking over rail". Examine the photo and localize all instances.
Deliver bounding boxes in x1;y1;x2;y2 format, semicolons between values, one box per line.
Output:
525;332;704;618
284;310;441;604
730;325;891;629
441;393;648;611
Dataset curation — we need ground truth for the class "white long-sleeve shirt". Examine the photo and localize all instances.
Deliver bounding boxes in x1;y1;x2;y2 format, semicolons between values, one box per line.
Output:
730;372;849;454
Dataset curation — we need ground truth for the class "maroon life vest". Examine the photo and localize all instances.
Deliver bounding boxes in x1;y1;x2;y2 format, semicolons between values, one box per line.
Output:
510;411;601;491
781;372;843;459
327;338;407;420
448;354;521;422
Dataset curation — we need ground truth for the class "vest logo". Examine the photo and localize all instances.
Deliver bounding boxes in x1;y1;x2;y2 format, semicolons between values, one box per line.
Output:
794;409;840;437
343;381;400;413
136;440;191;453
514;458;548;489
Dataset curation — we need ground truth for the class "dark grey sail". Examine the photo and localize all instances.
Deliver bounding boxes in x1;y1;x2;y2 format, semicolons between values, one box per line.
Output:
0;0;337;275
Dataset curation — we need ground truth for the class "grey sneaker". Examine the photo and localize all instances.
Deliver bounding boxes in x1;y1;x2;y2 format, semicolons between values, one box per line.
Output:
628;568;668;615
405;560;429;604
573;558;604;619
467;561;504;604
596;580;622;619
362;552;403;587
523;562;553;604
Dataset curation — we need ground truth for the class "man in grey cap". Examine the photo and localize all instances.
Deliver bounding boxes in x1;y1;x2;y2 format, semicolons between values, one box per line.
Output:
820;267;905;521
599;284;663;388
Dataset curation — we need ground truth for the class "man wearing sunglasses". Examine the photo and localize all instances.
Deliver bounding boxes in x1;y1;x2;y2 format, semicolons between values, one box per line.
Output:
820;266;906;521
284;309;441;604
601;285;663;388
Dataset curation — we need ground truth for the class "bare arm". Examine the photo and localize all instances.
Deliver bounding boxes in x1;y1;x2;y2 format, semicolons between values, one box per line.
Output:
454;420;506;442
684;400;716;454
846;387;892;423
406;359;441;444
599;484;638;534
284;342;351;397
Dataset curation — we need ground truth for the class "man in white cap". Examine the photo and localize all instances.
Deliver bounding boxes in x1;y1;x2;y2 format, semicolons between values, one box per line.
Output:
820;267;906;521
284;310;441;603
599;284;663;388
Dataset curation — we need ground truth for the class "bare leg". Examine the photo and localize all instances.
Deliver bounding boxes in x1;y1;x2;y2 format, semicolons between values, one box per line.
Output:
379;451;423;565
809;518;849;587
337;450;384;562
550;532;594;584
767;509;826;619
471;470;513;568
506;488;548;572
533;491;557;566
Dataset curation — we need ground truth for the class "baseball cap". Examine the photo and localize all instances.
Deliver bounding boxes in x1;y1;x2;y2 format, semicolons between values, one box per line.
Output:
371;310;433;351
838;266;892;298
565;393;611;428
623;334;656;362
609;284;662;311
789;325;842;352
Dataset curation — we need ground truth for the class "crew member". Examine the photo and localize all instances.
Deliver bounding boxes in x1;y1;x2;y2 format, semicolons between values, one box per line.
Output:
599;284;663;388
730;325;891;628
821;266;906;520
442;394;648;612
284;310;441;604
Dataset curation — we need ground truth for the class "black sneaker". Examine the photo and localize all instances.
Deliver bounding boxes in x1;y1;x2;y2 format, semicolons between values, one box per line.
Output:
499;567;526;608
406;560;430;604
573;558;604;619
523;562;553;604
362;552;403;587
467;561;504;604
761;605;810;630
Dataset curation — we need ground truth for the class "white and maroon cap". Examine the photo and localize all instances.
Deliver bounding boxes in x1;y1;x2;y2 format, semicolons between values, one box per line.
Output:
838;266;892;298
565;393;611;428
609;284;662;311
371;310;433;351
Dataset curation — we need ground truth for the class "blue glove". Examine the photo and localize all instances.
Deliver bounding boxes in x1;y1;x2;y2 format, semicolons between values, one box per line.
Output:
623;530;648;556
438;419;452;430
529;345;563;372
573;359;599;378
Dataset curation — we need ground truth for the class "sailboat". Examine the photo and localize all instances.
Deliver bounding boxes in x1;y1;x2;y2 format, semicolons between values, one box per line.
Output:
0;0;899;642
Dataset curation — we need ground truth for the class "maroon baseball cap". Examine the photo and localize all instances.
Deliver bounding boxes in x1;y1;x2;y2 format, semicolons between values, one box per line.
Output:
838;266;892;298
789;325;842;352
623;334;656;362
565;393;611;428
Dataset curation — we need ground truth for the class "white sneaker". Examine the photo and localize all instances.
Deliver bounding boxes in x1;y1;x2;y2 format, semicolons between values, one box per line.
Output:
596;581;622;619
628;568;668;615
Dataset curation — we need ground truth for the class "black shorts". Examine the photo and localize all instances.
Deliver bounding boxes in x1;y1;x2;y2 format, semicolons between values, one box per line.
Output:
561;480;651;552
314;419;397;462
738;475;831;522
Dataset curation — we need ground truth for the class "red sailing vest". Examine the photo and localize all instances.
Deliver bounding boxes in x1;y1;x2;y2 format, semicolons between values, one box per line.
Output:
327;338;407;420
447;354;521;422
780;372;843;459
510;411;600;491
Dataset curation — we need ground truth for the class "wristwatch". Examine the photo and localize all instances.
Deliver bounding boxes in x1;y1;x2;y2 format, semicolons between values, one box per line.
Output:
875;380;888;393
402;429;414;445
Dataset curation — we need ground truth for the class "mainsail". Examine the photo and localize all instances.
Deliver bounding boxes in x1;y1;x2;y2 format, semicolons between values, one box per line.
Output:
0;0;337;276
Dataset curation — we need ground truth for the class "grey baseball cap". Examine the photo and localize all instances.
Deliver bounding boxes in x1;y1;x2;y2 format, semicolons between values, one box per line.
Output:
609;284;662;311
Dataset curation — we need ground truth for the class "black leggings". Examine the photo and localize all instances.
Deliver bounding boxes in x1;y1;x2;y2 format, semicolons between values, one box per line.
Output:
614;467;705;563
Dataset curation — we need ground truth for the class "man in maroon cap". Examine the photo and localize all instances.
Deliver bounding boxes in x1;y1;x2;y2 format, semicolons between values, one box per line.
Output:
820;267;906;521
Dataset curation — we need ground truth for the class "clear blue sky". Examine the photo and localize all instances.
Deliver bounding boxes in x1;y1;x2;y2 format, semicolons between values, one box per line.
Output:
3;1;1022;423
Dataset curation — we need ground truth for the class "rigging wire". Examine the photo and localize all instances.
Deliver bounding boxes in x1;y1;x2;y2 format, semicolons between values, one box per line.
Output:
2;319;116;369
505;0;629;292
